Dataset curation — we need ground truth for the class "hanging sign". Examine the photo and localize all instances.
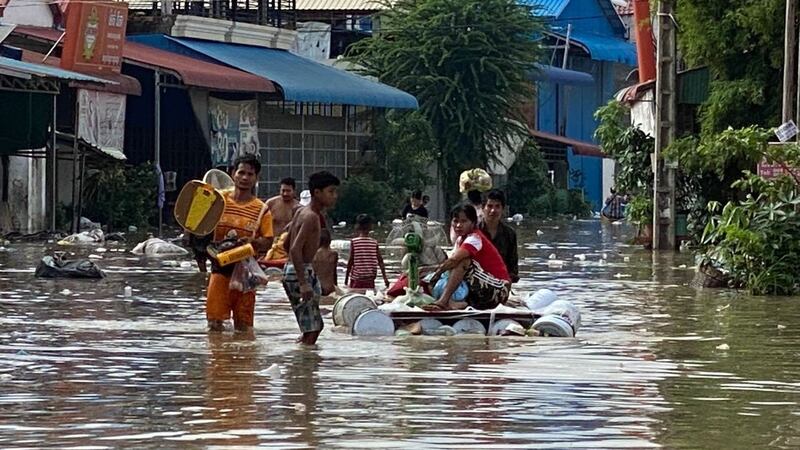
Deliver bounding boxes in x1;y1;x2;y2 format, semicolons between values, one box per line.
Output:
208;98;260;168
61;2;128;74
77;89;126;154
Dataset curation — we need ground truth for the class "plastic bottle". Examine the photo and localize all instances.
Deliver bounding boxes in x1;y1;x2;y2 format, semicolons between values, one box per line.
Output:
124;285;132;297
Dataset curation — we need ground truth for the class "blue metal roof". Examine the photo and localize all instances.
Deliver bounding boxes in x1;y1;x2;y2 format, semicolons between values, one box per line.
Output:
155;36;418;109
530;64;594;85
518;0;570;17
547;29;637;66
0;56;112;84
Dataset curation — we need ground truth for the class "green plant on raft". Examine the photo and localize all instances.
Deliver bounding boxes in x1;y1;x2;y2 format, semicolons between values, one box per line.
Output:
700;173;800;295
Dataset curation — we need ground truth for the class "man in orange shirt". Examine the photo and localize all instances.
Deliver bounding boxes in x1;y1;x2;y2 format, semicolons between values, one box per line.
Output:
206;155;274;333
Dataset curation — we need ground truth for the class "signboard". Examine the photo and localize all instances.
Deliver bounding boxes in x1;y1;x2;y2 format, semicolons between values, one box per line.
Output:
775;120;799;142
208;98;260;168
61;2;128;74
759;142;800;181
77;89;126;154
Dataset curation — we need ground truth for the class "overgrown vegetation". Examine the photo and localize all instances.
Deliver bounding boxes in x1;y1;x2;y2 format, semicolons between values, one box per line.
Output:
504;143;591;218
701;173;800;295
594;101;653;225
82;163;157;231
330;175;400;224
347;0;542;206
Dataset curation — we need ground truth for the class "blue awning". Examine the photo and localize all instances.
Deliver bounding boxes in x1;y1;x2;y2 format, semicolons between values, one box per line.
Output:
530;64;594;86
0;56;113;84
546;30;637;66
132;35;418;109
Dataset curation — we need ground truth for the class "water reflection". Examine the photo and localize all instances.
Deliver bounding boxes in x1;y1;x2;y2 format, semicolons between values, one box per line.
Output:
1;220;800;448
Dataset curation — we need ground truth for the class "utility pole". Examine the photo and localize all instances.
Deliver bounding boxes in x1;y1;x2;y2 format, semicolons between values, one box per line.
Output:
784;0;797;123
653;0;677;251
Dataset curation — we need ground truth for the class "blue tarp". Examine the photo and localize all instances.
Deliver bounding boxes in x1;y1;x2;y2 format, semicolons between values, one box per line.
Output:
0;56;112;84
531;64;594;86
132;35;418;109
547;30;637;66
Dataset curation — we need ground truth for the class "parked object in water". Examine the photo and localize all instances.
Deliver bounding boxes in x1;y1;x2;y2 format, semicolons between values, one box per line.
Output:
131;238;189;256
352;310;395;336
35;255;105;279
333;294;377;328
532;300;581;337
489;319;526;336
57;229;104;246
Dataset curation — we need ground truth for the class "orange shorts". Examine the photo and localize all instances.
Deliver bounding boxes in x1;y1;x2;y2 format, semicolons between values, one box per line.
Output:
206;273;256;327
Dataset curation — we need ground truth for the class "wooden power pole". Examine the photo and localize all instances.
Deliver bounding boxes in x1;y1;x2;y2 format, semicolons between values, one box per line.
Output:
653;0;677;251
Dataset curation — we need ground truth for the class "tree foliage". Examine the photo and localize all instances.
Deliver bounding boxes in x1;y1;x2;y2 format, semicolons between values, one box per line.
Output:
677;0;783;133
347;0;543;205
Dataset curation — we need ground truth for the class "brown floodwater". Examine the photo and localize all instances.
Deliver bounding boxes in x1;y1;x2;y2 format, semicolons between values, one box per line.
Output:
1;219;800;449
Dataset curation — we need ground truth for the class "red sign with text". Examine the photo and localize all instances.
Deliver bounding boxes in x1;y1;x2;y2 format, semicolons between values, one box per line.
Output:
61;2;128;74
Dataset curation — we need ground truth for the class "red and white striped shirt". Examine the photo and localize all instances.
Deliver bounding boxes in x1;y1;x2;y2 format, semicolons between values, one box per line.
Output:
350;236;380;281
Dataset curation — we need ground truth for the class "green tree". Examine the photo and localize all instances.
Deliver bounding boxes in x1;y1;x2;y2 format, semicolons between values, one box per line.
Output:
347;0;543;205
677;0;783;133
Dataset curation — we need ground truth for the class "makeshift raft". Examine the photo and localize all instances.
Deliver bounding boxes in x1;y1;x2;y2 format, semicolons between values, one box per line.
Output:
332;292;579;338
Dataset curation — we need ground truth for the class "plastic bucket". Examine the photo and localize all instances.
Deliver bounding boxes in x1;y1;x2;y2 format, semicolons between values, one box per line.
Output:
352;310;395;336
524;288;558;312
333;294;376;327
532;299;581;337
488;319;525;336
451;318;487;335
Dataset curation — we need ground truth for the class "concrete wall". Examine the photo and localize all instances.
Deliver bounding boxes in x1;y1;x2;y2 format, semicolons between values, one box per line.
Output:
0;155;46;233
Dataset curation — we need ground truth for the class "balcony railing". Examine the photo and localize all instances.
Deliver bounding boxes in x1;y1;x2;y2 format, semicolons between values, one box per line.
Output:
127;0;297;29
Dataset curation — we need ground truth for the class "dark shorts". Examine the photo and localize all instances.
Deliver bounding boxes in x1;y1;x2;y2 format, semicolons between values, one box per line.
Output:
465;261;510;310
282;263;323;334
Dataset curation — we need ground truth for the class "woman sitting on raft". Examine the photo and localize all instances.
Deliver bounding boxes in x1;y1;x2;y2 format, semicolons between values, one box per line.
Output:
427;204;511;311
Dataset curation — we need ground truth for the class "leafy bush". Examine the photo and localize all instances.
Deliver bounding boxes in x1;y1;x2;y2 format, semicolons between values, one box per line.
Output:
330;175;401;224
701;173;800;295
82;163;157;231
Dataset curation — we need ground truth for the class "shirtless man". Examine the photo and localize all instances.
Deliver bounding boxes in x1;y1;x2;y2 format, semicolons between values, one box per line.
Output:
282;171;340;345
266;177;300;233
312;228;338;296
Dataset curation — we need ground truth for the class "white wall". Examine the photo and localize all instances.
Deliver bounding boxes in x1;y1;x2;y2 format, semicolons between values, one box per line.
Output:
1;0;54;27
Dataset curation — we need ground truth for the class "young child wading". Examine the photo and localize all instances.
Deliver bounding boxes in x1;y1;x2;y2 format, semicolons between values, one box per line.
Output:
345;214;389;292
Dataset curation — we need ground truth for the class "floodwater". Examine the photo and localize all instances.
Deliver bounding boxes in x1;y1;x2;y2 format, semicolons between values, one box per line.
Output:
1;220;800;449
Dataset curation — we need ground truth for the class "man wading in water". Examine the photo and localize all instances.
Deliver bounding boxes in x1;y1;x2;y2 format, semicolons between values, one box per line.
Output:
282;171;340;345
206;155;274;333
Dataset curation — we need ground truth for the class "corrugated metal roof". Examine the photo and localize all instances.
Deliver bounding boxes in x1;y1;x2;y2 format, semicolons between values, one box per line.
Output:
296;0;385;11
518;0;570;17
13;26;275;93
147;35;418;108
19;49;141;95
0;55;112;83
546;29;636;66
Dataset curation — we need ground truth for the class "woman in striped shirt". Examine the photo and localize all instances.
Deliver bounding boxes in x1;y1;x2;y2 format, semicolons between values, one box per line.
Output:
345;214;389;291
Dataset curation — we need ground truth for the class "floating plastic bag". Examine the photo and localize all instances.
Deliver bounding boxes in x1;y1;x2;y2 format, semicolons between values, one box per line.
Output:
230;256;270;293
35;255;105;279
57;229;104;246
131;238;189;256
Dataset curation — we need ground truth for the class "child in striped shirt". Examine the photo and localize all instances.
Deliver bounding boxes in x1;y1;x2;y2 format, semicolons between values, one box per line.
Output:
345;214;389;291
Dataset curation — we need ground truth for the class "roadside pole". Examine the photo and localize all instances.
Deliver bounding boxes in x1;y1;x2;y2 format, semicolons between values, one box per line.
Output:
653;0;677;251
785;0;798;123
